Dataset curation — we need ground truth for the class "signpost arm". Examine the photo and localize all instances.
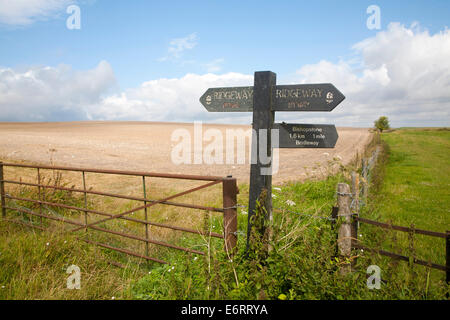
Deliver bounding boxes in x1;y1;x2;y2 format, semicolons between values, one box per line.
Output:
246;71;276;251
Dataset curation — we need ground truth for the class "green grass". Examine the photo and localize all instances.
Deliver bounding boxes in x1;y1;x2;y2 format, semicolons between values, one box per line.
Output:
356;128;449;295
0;221;142;300
375;128;449;230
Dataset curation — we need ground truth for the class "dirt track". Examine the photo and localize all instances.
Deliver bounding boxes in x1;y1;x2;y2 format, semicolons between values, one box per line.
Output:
0;121;372;185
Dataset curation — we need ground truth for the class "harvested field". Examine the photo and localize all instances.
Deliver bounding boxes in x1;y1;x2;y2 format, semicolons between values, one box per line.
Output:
0;121;372;185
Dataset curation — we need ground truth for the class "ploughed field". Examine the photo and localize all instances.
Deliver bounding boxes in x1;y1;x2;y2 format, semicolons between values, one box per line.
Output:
0;121;371;184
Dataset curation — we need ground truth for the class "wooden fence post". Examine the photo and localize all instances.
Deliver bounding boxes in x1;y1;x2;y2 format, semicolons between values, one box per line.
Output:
0;162;6;218
337;183;353;274
223;177;238;255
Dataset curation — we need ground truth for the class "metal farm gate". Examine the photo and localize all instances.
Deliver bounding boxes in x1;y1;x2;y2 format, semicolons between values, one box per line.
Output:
0;162;238;264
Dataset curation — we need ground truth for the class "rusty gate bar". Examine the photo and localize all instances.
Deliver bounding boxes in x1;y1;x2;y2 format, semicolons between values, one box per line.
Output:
2;179;224;213
1;162;234;264
71;179;222;233
4;204;84;227
4;194;224;240
222;176;238;254
6;218;46;231
37;168;43;224
142;176;149;259
355;216;447;238
86;224;205;255
353;243;447;272
352;215;450;278
82;171;88;232
4;193;224;238
1;162;225;181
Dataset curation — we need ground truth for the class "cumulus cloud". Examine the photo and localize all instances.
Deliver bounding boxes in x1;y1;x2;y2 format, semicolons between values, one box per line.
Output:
0;61;116;121
87;72;253;122
0;0;74;26
287;23;450;127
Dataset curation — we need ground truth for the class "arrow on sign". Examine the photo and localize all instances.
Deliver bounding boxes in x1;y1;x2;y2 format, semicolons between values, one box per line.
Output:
272;83;345;112
273;123;339;148
199;86;253;112
200;83;344;112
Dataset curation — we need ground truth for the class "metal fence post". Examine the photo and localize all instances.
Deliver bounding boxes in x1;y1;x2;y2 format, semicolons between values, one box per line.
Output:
223;176;238;255
0;162;5;218
337;183;352;274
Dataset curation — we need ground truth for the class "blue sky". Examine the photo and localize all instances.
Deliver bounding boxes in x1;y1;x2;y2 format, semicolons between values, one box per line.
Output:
0;0;449;127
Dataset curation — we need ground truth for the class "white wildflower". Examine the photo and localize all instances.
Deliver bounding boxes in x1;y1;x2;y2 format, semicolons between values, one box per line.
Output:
285;200;296;206
193;257;198;261
46;242;50;246
272;194;277;198
111;296;115;300
241;210;248;215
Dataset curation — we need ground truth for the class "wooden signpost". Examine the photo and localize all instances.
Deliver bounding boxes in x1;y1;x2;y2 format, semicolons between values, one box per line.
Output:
200;71;345;249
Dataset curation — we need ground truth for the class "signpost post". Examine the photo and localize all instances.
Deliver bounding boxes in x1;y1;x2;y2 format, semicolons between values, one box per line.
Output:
200;71;345;250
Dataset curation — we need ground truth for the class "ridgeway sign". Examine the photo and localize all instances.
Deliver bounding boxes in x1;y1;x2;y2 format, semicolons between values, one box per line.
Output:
199;83;344;112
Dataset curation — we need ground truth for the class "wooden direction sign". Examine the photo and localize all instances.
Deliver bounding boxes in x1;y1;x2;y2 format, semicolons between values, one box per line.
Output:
199;83;344;112
273;84;345;112
199;71;345;251
274;123;338;148
200;86;253;112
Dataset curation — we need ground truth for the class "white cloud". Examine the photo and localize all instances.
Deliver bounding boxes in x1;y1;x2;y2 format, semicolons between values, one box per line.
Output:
159;33;199;62
0;61;116;121
289;23;450;127
0;0;73;26
87;72;253;122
